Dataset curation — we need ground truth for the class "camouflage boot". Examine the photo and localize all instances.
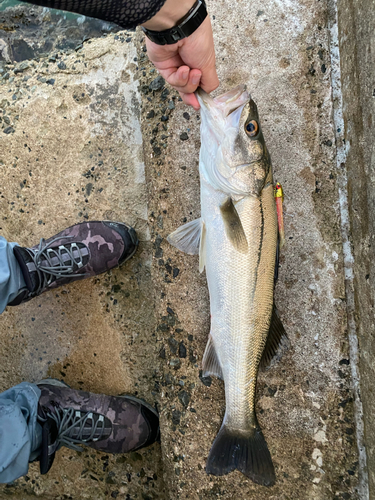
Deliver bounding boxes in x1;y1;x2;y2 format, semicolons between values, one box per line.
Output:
36;379;159;474
8;221;138;306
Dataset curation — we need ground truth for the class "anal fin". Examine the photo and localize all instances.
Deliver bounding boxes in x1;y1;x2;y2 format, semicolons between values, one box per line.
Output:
202;334;223;379
260;304;288;369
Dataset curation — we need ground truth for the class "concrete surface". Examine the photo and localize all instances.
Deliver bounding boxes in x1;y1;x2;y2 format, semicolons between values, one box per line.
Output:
0;0;368;498
0;33;165;499
336;0;375;497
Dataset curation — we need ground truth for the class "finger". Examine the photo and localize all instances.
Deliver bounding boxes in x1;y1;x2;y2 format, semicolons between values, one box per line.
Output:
158;65;190;89
199;63;220;94
180;91;200;111
187;69;201;91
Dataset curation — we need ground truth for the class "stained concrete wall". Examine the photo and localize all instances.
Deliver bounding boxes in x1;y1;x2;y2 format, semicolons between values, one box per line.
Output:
0;0;367;498
337;0;375;497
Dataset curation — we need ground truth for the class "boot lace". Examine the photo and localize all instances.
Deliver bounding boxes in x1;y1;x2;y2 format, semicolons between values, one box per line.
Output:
27;236;88;294
41;404;110;452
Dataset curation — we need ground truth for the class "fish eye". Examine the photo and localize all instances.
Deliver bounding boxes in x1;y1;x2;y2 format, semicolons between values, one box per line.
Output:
245;120;259;137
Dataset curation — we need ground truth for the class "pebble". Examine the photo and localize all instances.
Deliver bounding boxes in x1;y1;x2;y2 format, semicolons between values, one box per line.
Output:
178;342;187;358
178;390;190;407
199;370;212;387
180;132;188;141
170;358;181;369
149;75;165;91
171;410;181;424
168;337;179;355
58;61;67;70
46;79;55;85
3;126;14;134
14;61;30;74
146;110;155;119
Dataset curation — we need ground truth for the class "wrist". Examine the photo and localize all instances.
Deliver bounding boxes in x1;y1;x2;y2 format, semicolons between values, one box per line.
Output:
142;0;197;31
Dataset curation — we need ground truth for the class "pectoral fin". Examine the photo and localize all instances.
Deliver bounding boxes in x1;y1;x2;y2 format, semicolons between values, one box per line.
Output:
220;197;248;254
260;304;288;369
167;218;202;255
202;334;223;379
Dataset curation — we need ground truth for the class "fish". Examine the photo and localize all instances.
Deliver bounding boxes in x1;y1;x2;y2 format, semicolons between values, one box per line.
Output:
167;85;287;486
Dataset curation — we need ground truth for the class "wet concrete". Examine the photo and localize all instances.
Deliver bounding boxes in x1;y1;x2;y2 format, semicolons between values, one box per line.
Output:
0;0;365;498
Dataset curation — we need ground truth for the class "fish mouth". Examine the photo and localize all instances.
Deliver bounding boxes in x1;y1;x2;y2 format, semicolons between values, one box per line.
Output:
196;85;249;117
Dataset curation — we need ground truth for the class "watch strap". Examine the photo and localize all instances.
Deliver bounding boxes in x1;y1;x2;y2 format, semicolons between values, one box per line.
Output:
142;0;207;46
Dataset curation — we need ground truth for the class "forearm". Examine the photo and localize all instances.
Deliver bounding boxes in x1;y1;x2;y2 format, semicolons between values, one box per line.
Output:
19;0;168;29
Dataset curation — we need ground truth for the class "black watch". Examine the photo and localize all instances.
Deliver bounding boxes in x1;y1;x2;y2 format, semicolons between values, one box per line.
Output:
142;0;207;46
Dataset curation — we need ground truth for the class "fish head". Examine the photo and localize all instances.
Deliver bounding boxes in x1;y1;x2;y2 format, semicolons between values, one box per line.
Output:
197;85;271;197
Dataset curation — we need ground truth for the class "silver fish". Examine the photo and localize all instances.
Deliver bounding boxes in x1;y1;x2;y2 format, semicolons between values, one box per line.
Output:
168;85;286;486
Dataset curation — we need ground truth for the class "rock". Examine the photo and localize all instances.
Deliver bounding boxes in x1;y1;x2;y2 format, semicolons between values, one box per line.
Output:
149;76;165;91
58;61;67;70
14;61;30;74
168;337;179;355
172;410;181;424
146;110;155;119
3;126;14;134
170;358;181;369
178;390;190;407
183;112;190;120
180;132;189;141
199;370;212;387
46;78;55;85
178;342;187;358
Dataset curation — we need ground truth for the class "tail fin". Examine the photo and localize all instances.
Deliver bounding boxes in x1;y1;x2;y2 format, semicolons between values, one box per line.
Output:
206;423;275;486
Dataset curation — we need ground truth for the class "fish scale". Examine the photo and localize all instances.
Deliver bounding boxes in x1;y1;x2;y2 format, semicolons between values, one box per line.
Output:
168;85;286;486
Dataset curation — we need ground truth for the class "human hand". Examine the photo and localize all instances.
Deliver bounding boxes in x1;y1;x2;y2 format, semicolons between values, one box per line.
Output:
142;1;219;110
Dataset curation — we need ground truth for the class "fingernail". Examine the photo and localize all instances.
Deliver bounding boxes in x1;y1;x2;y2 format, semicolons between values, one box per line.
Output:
182;70;189;80
192;75;201;85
